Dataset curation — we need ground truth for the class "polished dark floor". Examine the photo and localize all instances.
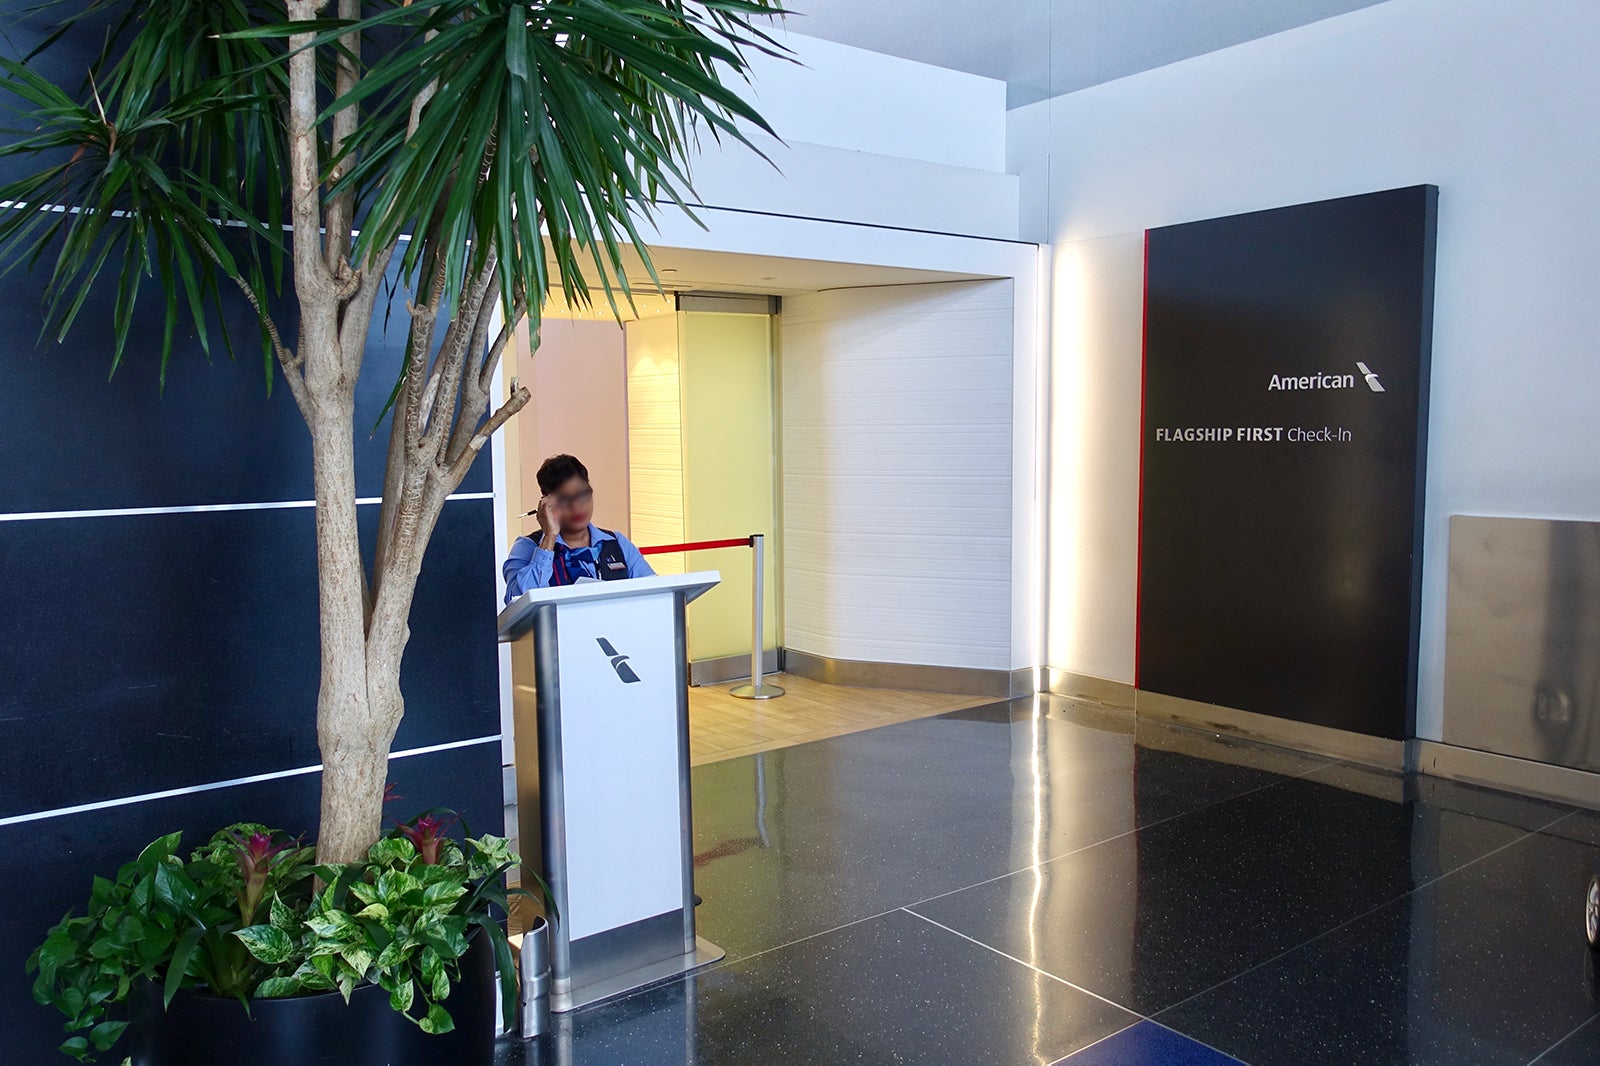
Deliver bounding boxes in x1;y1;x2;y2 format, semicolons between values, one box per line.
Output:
499;696;1600;1065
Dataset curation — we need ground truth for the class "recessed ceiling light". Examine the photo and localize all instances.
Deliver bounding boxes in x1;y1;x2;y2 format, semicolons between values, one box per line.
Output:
760;276;776;281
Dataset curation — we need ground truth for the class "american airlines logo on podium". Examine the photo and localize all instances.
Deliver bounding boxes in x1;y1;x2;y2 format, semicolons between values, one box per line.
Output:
596;638;641;684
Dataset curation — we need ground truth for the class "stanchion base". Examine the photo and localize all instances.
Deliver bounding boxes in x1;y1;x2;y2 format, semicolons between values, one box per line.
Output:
730;682;786;700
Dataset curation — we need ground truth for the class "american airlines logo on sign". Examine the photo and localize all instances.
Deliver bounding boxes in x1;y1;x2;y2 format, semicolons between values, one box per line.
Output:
1267;362;1385;393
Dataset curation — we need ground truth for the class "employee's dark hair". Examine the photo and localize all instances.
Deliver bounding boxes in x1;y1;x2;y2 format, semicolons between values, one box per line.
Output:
537;454;589;495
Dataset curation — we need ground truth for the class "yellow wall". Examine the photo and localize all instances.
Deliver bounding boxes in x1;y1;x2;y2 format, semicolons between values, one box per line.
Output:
680;313;780;659
624;311;779;662
624;315;685;576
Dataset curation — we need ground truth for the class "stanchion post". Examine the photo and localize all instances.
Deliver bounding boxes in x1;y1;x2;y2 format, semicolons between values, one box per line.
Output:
731;533;784;700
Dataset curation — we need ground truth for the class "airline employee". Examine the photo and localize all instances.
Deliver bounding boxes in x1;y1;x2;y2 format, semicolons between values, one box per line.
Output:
502;453;654;603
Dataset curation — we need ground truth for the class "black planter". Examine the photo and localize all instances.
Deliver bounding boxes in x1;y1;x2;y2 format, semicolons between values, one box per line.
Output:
127;929;499;1066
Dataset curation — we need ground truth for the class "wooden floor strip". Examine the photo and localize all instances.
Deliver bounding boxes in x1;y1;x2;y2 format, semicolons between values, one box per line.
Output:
686;674;992;766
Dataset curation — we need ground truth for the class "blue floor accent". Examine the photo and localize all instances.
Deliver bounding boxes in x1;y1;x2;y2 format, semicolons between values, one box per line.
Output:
1060;1021;1243;1065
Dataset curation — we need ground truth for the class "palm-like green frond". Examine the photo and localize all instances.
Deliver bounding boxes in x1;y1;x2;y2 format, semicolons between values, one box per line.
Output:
0;0;291;384
285;0;791;323
1;0;791;383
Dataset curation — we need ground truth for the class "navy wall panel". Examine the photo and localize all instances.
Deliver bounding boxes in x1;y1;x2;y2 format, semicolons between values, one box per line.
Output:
0;251;491;514
0;498;500;817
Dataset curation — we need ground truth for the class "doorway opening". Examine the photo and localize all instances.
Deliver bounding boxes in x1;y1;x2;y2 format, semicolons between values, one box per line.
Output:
494;245;1022;771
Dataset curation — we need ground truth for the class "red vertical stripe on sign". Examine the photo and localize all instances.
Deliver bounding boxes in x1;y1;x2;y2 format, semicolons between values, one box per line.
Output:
1134;230;1150;691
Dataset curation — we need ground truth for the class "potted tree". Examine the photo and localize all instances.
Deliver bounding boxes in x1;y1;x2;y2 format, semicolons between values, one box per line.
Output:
30;813;526;1065
5;0;787;1060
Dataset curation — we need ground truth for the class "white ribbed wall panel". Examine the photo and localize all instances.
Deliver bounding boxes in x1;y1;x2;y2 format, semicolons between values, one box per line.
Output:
781;280;1014;670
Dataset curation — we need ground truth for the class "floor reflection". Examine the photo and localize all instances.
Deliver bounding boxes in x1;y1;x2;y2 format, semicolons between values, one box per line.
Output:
500;695;1599;1065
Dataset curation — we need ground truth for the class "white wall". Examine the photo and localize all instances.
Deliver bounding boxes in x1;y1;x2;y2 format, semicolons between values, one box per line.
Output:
1017;0;1600;740
682;31;1019;240
1045;233;1144;685
781;280;1016;671
741;30;1006;173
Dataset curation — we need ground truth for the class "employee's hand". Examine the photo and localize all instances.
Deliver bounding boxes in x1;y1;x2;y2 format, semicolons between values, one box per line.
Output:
537;496;561;548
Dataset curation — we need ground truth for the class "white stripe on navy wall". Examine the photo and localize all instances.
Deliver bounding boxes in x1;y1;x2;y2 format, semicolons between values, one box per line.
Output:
0;734;502;828
0;491;496;523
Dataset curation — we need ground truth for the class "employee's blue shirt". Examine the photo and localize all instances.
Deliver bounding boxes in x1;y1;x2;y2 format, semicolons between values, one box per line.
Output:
502;526;655;604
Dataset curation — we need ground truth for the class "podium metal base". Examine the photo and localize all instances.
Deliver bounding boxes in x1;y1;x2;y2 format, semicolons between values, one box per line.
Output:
553;937;724;1013
730;682;785;700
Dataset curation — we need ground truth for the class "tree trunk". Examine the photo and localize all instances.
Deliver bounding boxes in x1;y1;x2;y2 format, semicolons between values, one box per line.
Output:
276;0;531;867
308;375;385;864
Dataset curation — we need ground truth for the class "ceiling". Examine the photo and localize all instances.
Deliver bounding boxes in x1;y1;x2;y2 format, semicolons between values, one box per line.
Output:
541;242;994;320
771;0;1391;108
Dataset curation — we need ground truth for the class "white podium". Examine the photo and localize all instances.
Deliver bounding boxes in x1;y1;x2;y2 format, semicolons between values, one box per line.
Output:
496;572;723;1012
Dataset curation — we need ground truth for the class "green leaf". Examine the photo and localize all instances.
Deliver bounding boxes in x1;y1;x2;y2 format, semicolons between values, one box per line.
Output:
375;940;410;970
419;947;442;985
253;976;303;998
419;916;469;960
347;881;382;909
379;870;423;902
467;835;516;870
505;2;529;82
89;1019;128;1051
136;833;183;870
152;863;195;912
163;925;206;1007
233;925;293;965
60;986;86;1017
430;965;450;1002
306;912;359;941
269;895;299;934
113;915;144;946
368;837;415;867
479;918;520;1032
32;928;78;979
389;978;414;1014
285;960;334;993
340;945;375;976
88;936;121;961
89;875;118;908
418;1002;454;1036
421;881;466;908
58;1036;90;1061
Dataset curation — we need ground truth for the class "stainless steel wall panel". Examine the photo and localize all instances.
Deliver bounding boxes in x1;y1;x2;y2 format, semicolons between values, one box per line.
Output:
1444;515;1600;773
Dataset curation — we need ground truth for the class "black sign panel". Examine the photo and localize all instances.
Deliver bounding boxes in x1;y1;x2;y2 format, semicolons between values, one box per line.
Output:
1138;186;1437;740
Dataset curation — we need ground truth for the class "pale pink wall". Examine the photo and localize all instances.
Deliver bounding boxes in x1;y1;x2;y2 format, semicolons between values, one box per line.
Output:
521;318;631;536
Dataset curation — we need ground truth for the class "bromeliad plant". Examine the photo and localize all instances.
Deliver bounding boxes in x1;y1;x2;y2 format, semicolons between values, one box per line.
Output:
28;815;539;1062
26;825;315;1060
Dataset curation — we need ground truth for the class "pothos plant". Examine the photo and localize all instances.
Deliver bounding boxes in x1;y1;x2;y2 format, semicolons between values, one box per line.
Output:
27;813;541;1062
